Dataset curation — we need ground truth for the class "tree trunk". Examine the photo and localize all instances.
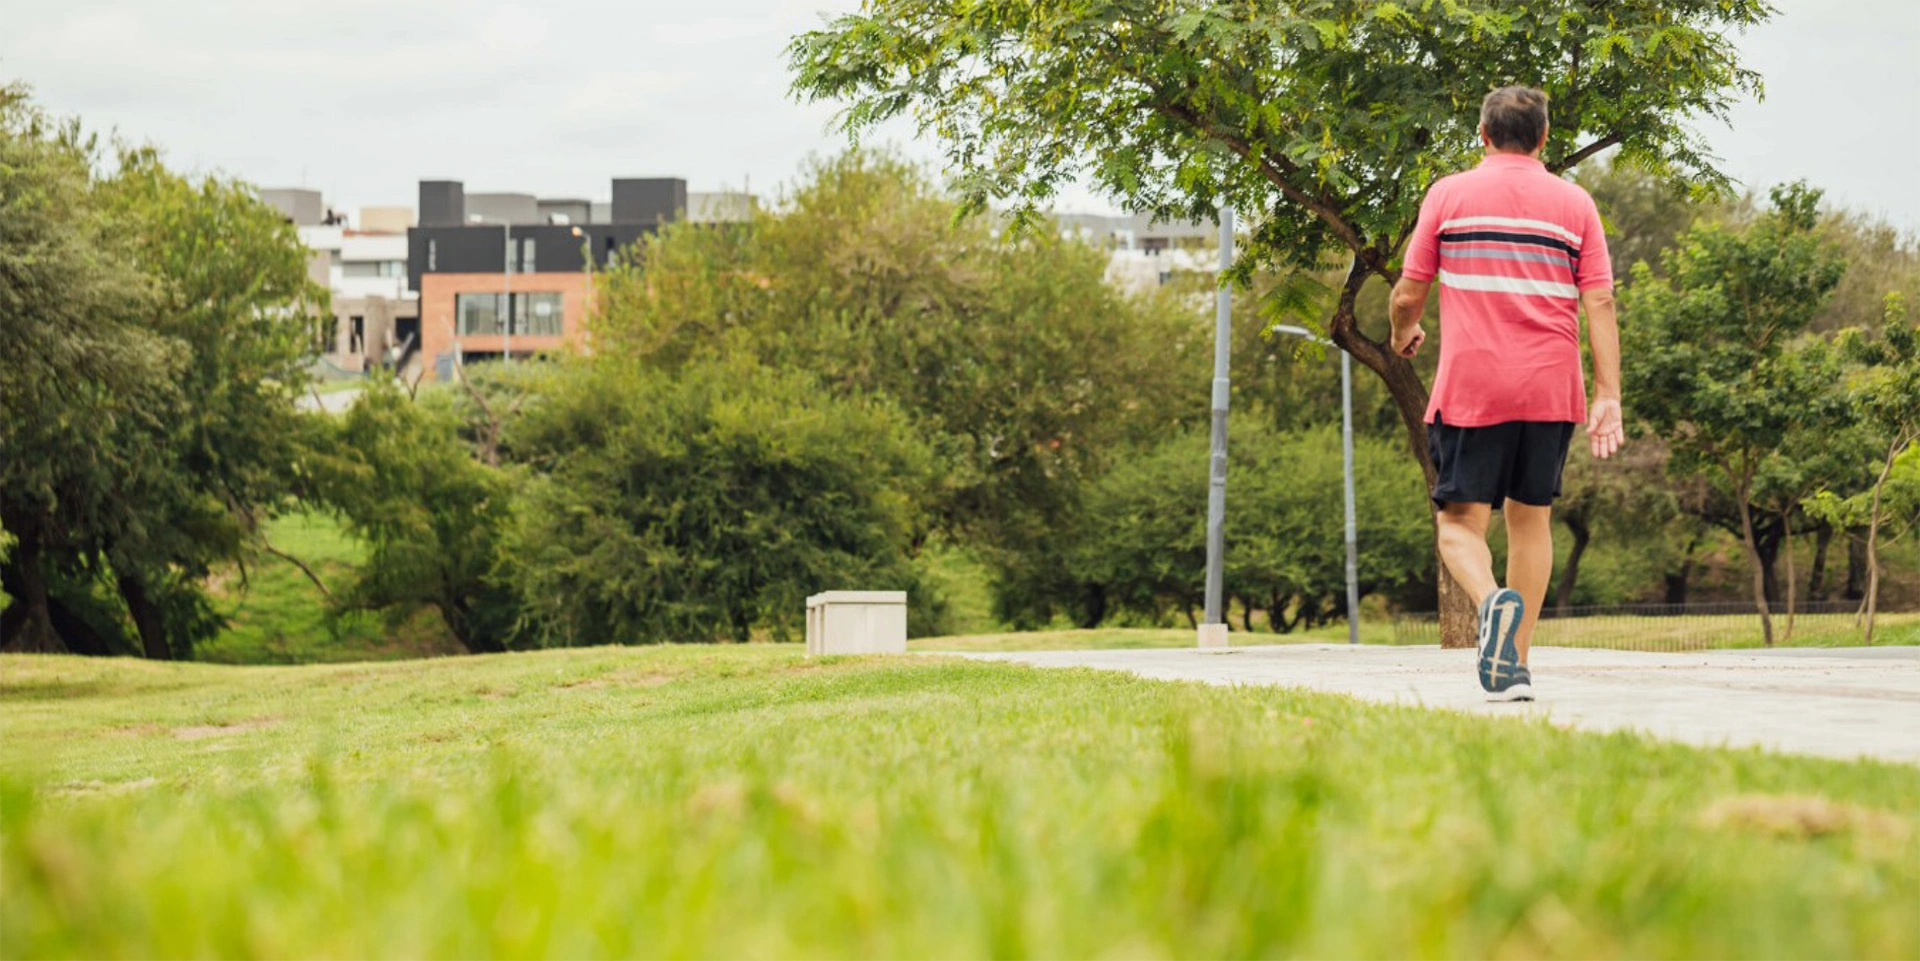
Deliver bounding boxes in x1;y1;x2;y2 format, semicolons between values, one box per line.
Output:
1555;513;1591;614
1757;521;1783;606
1808;523;1833;602
1324;261;1475;647
1;534;66;654
1862;437;1902;645
1239;596;1255;634
1845;529;1868;601
1733;479;1776;647
117;572;171;660
1663;533;1699;605
1780;511;1797;642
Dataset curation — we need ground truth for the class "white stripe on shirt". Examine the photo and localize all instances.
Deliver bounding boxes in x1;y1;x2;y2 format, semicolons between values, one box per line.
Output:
1438;269;1580;300
1439;215;1583;246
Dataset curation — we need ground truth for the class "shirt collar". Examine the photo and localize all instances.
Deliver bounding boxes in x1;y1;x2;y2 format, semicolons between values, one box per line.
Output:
1479;152;1547;171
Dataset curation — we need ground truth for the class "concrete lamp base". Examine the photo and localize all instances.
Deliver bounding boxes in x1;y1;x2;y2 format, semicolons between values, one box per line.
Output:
1196;623;1230;649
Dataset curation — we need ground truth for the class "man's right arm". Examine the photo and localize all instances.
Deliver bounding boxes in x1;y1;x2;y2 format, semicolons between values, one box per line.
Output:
1393;190;1443;356
1390;278;1432;356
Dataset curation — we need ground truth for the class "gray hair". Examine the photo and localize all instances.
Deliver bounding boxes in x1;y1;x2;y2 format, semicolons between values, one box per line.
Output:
1480;86;1549;152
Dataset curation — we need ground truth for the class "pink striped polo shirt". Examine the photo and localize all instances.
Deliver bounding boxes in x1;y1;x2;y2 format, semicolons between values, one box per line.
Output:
1401;153;1613;427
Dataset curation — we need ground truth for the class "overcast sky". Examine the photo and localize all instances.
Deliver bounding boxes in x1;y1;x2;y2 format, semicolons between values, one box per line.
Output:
3;0;1916;230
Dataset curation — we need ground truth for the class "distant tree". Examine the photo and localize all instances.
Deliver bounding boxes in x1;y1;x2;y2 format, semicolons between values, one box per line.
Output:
792;0;1771;643
1074;421;1430;631
95;149;327;659
0;85;180;653
1549;438;1680;612
503;358;937;644
1623;184;1848;645
1574;158;1704;281
1748;338;1863;638
302;381;521;653
1814;297;1920;643
590;152;1202;618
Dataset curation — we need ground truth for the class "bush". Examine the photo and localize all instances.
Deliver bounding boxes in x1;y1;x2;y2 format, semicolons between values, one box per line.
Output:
1072;421;1432;630
503;359;939;643
303;382;522;653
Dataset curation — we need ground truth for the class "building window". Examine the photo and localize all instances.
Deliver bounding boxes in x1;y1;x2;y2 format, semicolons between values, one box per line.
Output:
516;292;563;336
456;293;504;336
521;237;536;273
427;239;437;271
456;291;565;336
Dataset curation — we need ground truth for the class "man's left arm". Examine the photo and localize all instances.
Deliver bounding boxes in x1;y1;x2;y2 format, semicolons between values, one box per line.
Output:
1577;200;1622;459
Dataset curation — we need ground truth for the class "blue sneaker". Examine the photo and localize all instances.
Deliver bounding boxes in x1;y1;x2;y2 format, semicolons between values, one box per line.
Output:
1477;588;1532;701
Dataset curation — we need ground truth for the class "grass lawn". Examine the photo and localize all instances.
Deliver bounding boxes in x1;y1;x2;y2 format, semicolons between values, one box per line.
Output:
5;647;1918;959
195;513;459;665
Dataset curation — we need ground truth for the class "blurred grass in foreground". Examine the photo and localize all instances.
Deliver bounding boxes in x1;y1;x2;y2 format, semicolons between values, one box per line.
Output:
4;647;1918;959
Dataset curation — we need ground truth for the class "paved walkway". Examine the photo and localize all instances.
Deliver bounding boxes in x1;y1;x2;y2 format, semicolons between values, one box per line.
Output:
950;644;1920;766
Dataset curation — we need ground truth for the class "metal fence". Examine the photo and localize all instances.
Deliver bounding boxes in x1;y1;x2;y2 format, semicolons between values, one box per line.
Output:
1389;599;1915;651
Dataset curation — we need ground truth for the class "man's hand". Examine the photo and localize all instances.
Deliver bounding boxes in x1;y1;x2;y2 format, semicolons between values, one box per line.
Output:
1391;323;1426;357
1388;276;1433;358
1587;397;1623;459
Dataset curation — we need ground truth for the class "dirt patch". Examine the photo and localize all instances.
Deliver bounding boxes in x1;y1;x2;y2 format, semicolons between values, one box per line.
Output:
108;723;168;738
172;718;277;740
1701;793;1911;841
52;777;160;797
558;670;676;690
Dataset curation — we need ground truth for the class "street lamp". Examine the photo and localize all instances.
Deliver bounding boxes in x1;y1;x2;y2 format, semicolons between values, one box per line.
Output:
1270;324;1361;646
1199;208;1233;649
502;221;513;364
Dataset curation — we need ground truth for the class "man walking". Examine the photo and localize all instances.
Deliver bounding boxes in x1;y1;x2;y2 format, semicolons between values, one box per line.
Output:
1388;86;1624;702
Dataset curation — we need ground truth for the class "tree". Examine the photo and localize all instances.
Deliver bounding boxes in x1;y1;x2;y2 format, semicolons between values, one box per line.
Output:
1819;297;1920;643
1748;338;1863;638
589;152;1202;618
302;381;522;653
1549;438;1679;611
1073;421;1431;631
503;358;937;645
93;149;327;659
0;85;181;653
1623;183;1847;645
791;0;1770;643
1574;157;1704;281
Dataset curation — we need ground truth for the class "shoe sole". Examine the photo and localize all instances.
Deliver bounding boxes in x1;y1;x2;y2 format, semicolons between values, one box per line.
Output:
1486;682;1534;703
1477;589;1525;692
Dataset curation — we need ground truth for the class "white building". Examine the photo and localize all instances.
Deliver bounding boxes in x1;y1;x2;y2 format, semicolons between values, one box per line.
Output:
1053;212;1219;293
260;187;422;377
296;225;420;374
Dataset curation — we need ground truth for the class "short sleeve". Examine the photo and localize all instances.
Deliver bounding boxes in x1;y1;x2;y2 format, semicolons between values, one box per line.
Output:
1401;188;1442;282
1576;196;1613;291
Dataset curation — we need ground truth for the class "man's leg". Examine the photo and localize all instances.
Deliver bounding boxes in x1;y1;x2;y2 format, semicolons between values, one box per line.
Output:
1435;502;1498;603
1503;502;1554;664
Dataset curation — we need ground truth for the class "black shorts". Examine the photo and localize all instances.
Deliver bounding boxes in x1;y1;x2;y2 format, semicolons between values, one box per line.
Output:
1428;416;1576;511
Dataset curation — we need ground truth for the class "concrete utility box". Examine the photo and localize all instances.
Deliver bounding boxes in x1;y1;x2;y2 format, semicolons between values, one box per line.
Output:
806;591;908;655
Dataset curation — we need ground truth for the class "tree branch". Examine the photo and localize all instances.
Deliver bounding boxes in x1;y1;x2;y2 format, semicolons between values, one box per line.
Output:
1551;132;1623;174
1147;99;1368;257
263;541;332;600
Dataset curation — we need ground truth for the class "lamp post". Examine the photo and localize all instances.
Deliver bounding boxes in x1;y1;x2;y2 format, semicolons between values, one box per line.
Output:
502;222;513;364
1199;207;1233;648
1270;324;1361;645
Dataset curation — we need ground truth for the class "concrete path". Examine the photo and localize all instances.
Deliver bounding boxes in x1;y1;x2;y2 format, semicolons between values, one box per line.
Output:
950;644;1920;766
296;388;361;413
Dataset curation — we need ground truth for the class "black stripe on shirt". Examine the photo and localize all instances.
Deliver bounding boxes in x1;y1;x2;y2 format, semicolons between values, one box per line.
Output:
1438;229;1580;260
